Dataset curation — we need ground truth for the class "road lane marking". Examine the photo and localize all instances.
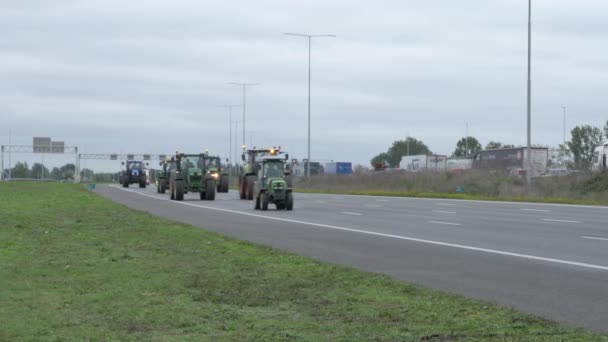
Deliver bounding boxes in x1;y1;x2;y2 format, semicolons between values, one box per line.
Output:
297;191;608;210
542;219;581;224
581;236;608;242
106;186;608;272
364;204;381;208
432;210;456;214
521;208;550;212
342;212;362;216
428;221;461;226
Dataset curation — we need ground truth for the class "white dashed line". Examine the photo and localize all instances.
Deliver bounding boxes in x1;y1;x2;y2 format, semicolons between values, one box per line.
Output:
542;219;581;224
428;221;461;226
342;212;362;216
581;236;608;242
104;186;608;272
432;210;456;214
364;204;381;208
521;208;550;212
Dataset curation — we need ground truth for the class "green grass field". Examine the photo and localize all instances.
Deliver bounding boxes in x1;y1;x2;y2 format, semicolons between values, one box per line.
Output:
1;182;606;341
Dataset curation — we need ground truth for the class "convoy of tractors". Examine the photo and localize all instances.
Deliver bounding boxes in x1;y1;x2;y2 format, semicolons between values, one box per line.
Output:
123;147;294;211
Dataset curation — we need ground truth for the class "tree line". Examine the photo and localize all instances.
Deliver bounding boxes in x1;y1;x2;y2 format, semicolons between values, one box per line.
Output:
2;162;116;182
372;120;608;169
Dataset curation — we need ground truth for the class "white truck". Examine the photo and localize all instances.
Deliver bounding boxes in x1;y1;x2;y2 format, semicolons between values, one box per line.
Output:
592;142;608;172
400;155;447;172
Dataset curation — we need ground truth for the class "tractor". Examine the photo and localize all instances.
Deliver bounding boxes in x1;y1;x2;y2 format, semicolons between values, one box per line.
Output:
168;153;217;201
156;158;176;194
120;160;148;188
239;147;288;200
205;154;230;193
252;154;293;211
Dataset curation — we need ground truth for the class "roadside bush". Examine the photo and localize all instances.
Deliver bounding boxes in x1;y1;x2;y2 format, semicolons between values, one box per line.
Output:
293;171;608;202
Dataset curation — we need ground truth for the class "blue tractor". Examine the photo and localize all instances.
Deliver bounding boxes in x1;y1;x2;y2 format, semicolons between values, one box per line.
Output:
120;160;148;188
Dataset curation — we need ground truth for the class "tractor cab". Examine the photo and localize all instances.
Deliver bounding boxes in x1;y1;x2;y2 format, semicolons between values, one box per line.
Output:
259;158;286;186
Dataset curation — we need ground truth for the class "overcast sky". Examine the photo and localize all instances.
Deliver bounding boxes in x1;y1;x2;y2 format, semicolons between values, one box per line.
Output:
2;0;608;170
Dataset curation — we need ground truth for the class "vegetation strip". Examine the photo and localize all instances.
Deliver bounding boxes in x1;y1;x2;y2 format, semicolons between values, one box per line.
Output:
1;183;606;341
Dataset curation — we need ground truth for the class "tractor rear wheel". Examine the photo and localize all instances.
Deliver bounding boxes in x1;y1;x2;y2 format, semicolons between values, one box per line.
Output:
261;192;269;211
122;176;129;188
286;193;293;211
160;182;166;194
175;181;184;201
206;180;216;200
199;191;206;200
139;179;146;188
170;183;175;200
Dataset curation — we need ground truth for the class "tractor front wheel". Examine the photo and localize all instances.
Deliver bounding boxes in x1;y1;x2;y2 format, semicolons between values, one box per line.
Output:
286;193;293;211
246;175;256;200
206;180;216;200
261;192;269;211
175;181;184;201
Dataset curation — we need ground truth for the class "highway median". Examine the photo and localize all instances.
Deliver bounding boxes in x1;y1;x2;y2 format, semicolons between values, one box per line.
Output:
1;182;606;341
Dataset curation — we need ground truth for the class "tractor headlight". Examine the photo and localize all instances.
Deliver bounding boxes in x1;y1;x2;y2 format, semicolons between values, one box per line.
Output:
211;172;219;179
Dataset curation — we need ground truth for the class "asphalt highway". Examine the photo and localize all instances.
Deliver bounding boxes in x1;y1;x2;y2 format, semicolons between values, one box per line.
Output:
95;184;608;333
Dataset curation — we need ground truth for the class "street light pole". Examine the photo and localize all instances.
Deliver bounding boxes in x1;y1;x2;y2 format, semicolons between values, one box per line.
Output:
526;0;533;182
465;122;469;157
227;83;260;152
284;32;335;177
562;105;567;165
218;104;240;175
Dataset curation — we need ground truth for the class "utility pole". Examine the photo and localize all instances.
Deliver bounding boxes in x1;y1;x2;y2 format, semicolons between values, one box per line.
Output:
227;83;260;151
526;0;533;182
284;32;336;176
465;122;469;157
8;128;12;179
218;104;240;175
562;105;567;165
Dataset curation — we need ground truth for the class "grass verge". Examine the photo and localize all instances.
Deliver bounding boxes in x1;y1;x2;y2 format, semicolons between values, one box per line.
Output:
1;182;606;341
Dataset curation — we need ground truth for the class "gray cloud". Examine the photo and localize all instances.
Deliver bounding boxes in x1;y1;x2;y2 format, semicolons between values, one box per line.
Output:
1;0;607;171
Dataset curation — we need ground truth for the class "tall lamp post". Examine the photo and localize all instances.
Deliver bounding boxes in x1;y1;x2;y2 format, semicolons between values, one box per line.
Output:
218;104;240;175
562;105;567;166
227;83;260;152
526;0;533;182
284;32;335;177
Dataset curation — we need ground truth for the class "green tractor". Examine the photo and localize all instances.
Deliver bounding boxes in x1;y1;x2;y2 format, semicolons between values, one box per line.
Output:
239;147;287;200
168;153;217;201
205;154;230;193
156;158;176;194
253;155;293;211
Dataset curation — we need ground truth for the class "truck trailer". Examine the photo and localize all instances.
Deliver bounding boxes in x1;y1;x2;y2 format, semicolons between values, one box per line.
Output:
592;143;608;172
325;162;353;175
472;147;548;177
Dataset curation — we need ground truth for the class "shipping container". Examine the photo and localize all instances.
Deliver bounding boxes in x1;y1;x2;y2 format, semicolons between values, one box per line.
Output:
325;162;353;175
